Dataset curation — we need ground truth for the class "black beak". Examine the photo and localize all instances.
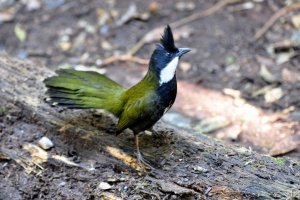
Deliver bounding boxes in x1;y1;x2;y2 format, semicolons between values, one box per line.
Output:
177;48;191;57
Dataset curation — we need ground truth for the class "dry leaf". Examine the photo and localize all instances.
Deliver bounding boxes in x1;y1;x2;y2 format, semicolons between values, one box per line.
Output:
223;88;241;99
148;1;159;14
259;65;277;83
0;151;10;160
0;6;17;23
210;186;243;200
99;192;122;200
14;24;27;42
269;134;300;156
292;13;300;28
155;180;193;195
252;84;277;97
96;8;110;26
276;52;295;65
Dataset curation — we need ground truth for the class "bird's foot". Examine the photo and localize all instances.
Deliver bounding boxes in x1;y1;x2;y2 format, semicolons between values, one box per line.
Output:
136;151;154;170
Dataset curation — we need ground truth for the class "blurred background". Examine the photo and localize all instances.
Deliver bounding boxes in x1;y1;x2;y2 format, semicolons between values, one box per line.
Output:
1;0;300;159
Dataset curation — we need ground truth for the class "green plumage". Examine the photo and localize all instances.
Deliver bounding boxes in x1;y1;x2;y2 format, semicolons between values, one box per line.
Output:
116;71;159;133
44;69;160;134
44;69;125;116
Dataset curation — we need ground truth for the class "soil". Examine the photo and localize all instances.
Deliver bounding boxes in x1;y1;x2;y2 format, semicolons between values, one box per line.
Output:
1;0;300;199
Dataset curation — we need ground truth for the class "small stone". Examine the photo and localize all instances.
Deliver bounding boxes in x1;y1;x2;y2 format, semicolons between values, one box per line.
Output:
38;136;54;150
175;1;195;11
107;178;117;183
98;182;112;190
101;41;113;50
193;166;208;173
59;42;71;51
264;87;283;103
58;182;66;187
242;2;254;10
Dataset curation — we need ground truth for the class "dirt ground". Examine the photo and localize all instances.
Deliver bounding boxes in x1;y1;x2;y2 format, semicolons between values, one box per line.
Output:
1;0;300;199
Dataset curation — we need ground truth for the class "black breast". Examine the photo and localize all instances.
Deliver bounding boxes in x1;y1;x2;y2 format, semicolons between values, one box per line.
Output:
129;77;177;133
157;76;177;112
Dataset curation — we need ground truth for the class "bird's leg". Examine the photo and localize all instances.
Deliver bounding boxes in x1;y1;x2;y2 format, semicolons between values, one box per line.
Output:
134;134;153;170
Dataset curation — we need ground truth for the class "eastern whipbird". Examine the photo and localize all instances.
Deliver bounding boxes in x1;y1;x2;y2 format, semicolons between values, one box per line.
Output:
44;25;191;168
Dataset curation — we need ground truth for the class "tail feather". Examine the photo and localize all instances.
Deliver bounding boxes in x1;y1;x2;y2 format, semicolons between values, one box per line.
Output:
44;69;125;116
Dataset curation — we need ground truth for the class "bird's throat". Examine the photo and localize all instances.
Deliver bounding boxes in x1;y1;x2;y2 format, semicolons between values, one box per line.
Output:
159;57;179;85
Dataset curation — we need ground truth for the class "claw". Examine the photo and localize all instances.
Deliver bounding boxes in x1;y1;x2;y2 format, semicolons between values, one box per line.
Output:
135;135;154;170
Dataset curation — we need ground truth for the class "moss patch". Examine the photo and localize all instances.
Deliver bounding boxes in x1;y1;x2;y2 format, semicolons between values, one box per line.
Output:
271;157;286;165
0;106;7;116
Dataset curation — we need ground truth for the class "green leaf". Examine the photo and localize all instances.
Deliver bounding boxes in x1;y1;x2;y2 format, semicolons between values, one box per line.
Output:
14;24;27;42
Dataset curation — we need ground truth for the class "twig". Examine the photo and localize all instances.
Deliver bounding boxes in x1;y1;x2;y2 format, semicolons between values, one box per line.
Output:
101;0;243;66
171;0;243;28
101;54;148;67
129;0;243;56
254;3;300;41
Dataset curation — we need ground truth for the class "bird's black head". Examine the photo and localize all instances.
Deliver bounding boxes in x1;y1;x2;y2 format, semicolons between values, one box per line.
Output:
149;25;191;85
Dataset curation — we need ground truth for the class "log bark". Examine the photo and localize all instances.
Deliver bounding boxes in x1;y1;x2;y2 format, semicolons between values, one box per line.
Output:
0;55;299;199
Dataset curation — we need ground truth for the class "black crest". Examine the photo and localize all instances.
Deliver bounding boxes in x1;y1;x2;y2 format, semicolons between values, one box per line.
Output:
160;25;177;53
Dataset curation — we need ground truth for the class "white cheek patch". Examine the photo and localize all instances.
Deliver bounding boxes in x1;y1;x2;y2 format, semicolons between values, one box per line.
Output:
159;57;179;85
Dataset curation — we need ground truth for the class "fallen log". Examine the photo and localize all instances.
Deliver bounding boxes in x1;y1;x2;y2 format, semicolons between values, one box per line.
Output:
0;55;299;199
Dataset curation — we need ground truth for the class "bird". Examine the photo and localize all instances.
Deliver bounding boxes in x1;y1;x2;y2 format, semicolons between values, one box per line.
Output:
43;25;190;168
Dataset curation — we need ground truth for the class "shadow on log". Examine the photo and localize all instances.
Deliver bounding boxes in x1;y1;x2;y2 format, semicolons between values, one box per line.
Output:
0;55;299;199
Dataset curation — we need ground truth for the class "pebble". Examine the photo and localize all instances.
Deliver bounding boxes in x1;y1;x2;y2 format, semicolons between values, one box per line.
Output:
193;166;208;173
38;136;54;150
98;182;112;190
107;178;117;183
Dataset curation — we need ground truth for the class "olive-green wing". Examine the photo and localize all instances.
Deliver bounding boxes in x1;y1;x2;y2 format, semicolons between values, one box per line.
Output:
116;92;157;134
